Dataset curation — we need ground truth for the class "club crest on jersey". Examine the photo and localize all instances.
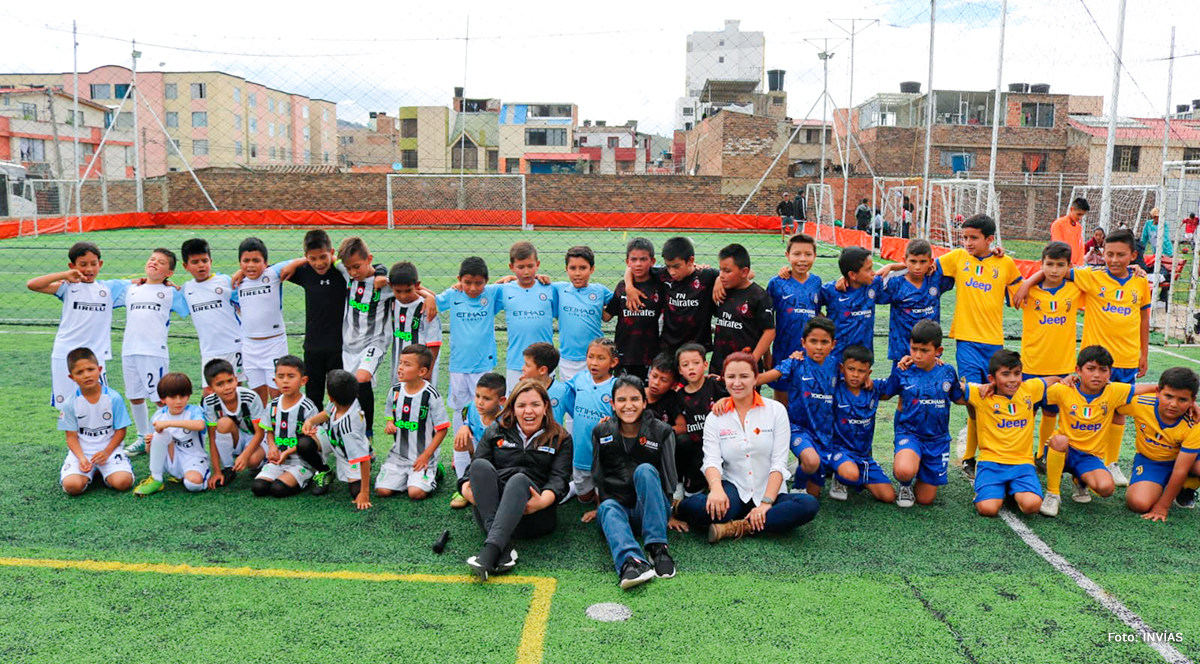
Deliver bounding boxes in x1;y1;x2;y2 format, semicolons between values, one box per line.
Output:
157;291;165;299
216;287;223;294
263;276;270;284
480;297;488;306
588;292;598;301
98;290;107;297
929;287;938;297
601;394;612;404
539;293;548;301
739;303;749;314
103;412;111;420
942;381;951;392
652;292;660;303
693;278;701;289
1081;406;1093;418
867;288;876;299
812;294;819;304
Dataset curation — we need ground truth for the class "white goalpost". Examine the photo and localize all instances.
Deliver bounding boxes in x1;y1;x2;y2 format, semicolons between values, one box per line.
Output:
1154;161;1200;344
871;176;920;249
805;182;834;243
1067;184;1156;238
386;174;527;231
927;179;995;250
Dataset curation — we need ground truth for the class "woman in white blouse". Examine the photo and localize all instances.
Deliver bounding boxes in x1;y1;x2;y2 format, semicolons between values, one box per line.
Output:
676;352;820;542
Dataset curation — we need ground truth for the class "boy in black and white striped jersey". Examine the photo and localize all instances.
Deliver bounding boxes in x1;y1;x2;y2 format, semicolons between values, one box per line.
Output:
378;344;451;500
301;370;373;510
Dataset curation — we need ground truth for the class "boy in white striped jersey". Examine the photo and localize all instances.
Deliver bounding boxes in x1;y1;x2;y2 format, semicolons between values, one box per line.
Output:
301;370;374;509
389;261;442;390
202;358;267;488
180;239;243;392
338;237;395;441
251;356;320;498
236;237;299;405
379;344;451;500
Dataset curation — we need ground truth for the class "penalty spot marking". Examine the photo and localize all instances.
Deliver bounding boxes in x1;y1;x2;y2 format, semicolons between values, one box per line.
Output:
998;511;1193;664
0;556;556;664
586;602;632;622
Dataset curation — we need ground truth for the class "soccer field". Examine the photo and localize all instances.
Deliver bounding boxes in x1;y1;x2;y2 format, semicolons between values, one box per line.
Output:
2;226;1199;664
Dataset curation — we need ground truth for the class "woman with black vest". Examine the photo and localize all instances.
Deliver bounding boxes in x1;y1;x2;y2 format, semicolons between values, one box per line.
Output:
586;375;679;590
459;379;572;581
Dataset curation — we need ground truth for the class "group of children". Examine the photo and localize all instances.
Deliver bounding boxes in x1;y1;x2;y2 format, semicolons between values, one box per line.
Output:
36;209;1200;528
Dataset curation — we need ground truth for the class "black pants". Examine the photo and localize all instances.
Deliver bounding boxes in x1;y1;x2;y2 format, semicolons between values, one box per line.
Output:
620;364;649;382
304;348;342;408
468;459;557;552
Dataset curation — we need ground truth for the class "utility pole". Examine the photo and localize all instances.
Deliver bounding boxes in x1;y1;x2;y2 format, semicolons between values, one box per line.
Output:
132;40;144;213
1098;0;1127;231
830;18;878;226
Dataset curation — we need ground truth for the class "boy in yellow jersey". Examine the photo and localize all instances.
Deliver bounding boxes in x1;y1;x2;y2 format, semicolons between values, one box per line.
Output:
965;349;1066;517
1039;346;1157;517
1117;367;1200;520
1017;228;1149;488
1012;241;1080;467
936;214;1023;481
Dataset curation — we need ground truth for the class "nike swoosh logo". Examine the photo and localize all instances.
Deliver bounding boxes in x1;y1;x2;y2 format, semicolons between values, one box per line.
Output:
801;377;814;381
781;294;793;300
838;296;850;302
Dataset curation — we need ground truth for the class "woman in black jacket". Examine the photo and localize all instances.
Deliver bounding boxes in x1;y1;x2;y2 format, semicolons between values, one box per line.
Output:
587;376;679;590
459;379;572;581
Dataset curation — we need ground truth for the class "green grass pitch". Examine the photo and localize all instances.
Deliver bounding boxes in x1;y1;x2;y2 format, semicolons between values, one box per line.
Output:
1;226;1198;663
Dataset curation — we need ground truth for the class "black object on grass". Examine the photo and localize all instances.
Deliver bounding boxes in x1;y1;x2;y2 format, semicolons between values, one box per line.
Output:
433;529;450;554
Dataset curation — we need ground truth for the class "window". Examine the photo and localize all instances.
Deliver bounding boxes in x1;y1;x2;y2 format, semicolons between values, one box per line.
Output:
282;101;289;114
20;102;36;120
682;107;693;116
302;106;309;119
340;135;354;145
323;109;328;121
235;114;243;130
113;84;130;99
525;128;567;146
607;137;619;148
805;128;829;144
190;82;206;99
233;87;241;103
125;145;134;166
18;137;45;162
235;141;243;156
487;149;498;172
90;84;111;100
323;151;329;163
268;98;275;113
718;56;725;63
192;111;207;128
193;140;208;156
250;118;257;132
250;143;257;158
527;105;572;118
75;143;95;162
505;158;521;173
115;113;133;129
940;151;976;171
303;127;310;140
772;96;784;105
1020;102;1054;128
1021;152;1048;173
719;39;725;46
1184;148;1200;162
248;92;257;107
1114;146;1140;173
168;138;180;152
304;149;312;163
268;122;275;137
451;137;478;169
165;112;179;128
269;146;276;160
401;149;418;169
164;83;177;100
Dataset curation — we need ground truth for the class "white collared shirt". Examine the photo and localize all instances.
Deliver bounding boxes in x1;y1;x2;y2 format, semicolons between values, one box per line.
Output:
518;427;545;450
701;395;791;504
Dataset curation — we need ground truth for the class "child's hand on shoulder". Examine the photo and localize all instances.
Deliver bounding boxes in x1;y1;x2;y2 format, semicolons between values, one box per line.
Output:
789;350;805;361
777;265;791;280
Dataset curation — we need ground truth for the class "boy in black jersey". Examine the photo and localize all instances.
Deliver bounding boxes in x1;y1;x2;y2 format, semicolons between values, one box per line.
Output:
622;236;723;358
675;343;728;497
645;352;685;436
711;243;775;373
604;237;665;381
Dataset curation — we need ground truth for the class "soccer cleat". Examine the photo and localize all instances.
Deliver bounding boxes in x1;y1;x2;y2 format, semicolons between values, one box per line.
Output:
646;543;676;579
961;457;977;481
493;548;518;575
436;462;445;484
1071;479;1093;504
1040;492;1061;517
707;518;750;543
466;556;490;582
828;476;849;501
1035;448;1048;474
1174;488;1197;509
165;474;181;484
220;467;237;486
1107;462;1129;488
450;491;469;509
133;477;165;497
618;558;656;590
124;438;146;456
310;470;333;496
896;484;915;508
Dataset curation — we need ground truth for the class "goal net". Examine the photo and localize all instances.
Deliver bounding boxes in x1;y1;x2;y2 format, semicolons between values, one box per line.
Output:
805;183;835;243
928;179;993;250
872;177;920;245
386;174;526;230
1154;163;1200;345
1067;185;1155;238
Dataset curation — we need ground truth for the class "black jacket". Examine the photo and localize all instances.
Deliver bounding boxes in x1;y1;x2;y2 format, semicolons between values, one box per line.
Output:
591;417;677;508
460;422;573;501
776;200;795;217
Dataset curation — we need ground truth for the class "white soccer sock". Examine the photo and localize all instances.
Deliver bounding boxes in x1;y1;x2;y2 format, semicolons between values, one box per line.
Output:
149;431;170;482
132;401;151;437
453;450;473;480
559;480;578;504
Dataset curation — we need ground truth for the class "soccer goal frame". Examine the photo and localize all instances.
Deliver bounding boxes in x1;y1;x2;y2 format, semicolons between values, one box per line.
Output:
871;177;920;250
1066;184;1156;238
385;173;527;231
805;183;835;244
928;178;995;249
1154;161;1200;345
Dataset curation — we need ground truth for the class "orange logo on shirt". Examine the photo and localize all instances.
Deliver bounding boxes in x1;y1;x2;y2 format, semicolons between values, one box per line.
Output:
753;427;761;435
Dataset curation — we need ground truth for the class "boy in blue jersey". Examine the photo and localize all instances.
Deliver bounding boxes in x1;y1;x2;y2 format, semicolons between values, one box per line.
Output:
875;239;955;368
562;338;619;504
821;246;883;365
437;257;503;434
521;342;571;423
497;241;558;391
827;345;896;504
756;316;838;497
551;246;612;381
449;372;506;509
879;320;966;508
767;233;822;407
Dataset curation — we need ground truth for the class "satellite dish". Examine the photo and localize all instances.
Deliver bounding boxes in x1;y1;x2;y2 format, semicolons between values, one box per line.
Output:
392;162;402;170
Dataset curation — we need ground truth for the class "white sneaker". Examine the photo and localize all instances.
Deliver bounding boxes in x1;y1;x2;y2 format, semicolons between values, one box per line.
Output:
1071;480;1093;504
1040;492;1061;517
828;477;849;501
559;480;578;504
1108;462;1129;488
124;438;146;456
896;484;915;508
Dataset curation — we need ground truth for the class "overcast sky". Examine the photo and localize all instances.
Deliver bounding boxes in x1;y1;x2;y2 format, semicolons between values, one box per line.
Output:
5;0;1199;137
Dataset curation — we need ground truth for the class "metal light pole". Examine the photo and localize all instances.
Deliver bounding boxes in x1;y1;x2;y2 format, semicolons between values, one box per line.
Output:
131;40;144;213
1098;0;1128;231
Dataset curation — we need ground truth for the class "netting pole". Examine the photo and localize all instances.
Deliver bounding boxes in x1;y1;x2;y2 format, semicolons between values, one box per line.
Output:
985;0;1007;224
72;20;81;232
137;92;217;211
386;175;394;230
1098;0;1127;231
1152;26;1175;335
819;38;830;231
735;93;824;215
520;174;528;231
131;40;144;213
920;0;937;239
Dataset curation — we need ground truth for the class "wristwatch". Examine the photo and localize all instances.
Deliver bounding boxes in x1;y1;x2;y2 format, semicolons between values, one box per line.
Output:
760;497;775;505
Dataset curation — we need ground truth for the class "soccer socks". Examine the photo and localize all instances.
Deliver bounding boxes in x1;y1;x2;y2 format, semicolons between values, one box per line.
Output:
453;450;472;480
965;417;979;461
296;435;330;473
1045;448;1067;495
148;431;170;482
1037;414;1057;459
358;382;375;434
132;401;151;437
1105;420;1126;465
183;478;206;492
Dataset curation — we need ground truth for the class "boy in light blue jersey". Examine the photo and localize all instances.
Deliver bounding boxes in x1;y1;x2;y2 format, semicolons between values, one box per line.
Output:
436;256;503;433
878;320;966;508
497;241;558;391
821;246;884;364
521;342;571;423
767;233;822;407
827;344;896;504
561;338;619;503
875;239;955;367
449;372;506;509
552;246;613;381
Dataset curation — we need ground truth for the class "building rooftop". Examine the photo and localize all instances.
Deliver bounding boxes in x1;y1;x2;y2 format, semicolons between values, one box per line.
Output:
1067;116;1200;141
699;79;761;102
1;87;118;112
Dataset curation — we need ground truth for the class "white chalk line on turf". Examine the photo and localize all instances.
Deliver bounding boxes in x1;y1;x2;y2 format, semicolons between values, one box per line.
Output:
999;510;1193;664
1148;346;1200;367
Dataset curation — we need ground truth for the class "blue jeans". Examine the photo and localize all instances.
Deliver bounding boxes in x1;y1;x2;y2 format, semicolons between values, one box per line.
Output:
677;480;819;535
597;464;669;573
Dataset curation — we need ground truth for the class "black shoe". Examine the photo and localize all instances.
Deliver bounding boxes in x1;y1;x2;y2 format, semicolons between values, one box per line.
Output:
220;467;237;485
645;543;675;579
493;548;518;575
1035;449;1047;474
618;558;656;590
310;469;333;496
962;457;977;481
1175;487;1197;509
466;556;490;582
